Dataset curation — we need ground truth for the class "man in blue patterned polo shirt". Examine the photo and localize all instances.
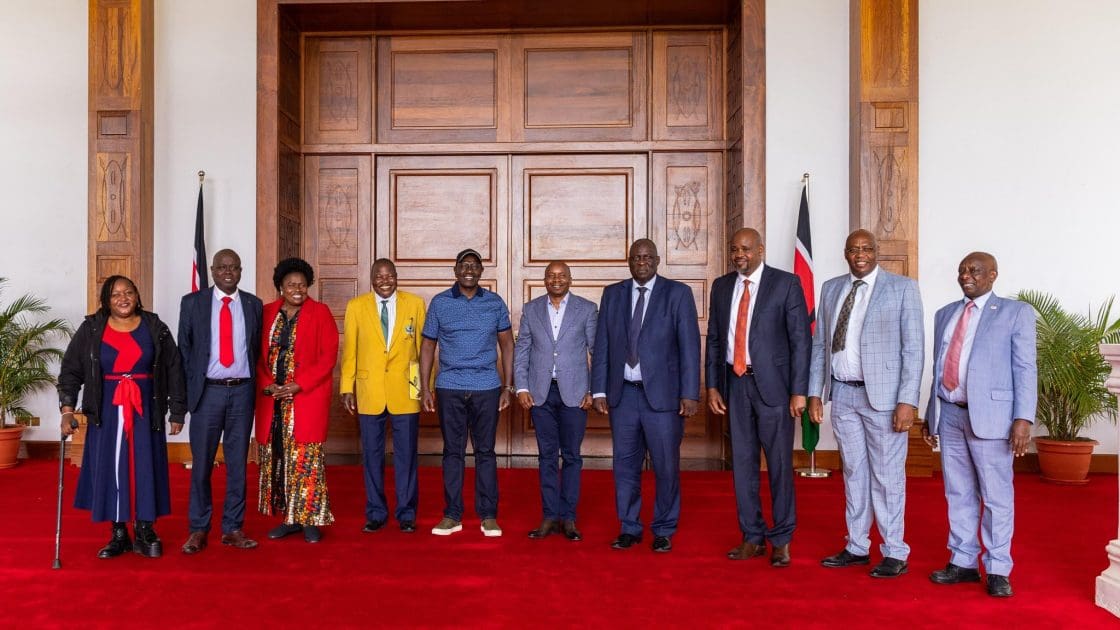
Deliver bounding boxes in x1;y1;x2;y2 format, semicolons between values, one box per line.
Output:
420;248;515;537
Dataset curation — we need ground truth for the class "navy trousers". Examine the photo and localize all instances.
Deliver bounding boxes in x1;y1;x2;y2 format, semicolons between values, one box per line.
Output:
436;388;500;521
187;381;255;534
532;381;587;521
610;381;683;538
358;411;420;523
727;367;796;546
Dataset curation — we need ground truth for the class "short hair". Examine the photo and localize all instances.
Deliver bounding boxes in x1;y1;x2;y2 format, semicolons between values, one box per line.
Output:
272;257;315;291
98;275;143;316
372;258;397;274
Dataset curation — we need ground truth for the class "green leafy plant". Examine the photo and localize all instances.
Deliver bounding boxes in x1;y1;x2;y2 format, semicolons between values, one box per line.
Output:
0;278;72;428
1015;290;1120;441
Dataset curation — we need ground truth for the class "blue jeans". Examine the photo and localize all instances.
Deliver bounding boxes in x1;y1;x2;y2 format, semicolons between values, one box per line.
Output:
436;388;500;521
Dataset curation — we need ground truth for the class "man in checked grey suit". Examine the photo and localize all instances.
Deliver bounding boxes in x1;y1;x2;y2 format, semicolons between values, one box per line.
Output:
922;252;1036;598
514;261;598;541
807;229;924;579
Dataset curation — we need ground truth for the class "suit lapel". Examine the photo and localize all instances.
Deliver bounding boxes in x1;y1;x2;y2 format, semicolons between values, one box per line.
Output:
537;297;557;342
749;268;775;335
972;294;1001;350
366;294;388;349
389;295;411;353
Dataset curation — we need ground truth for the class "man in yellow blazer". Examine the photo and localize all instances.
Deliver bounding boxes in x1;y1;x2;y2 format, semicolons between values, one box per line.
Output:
341;258;426;534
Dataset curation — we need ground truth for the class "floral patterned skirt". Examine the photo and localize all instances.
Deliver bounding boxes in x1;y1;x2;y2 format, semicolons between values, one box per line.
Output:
257;399;334;527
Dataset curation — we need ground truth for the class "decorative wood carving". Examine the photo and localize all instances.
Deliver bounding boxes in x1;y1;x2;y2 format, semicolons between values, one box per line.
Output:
511;32;647;142
652;31;722;141
377;35;510;143
652;152;722;271
89;0;152;312
304;37;373;145
851;0;919;279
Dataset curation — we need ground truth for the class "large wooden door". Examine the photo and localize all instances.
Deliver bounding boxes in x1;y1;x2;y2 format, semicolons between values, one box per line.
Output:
298;27;728;462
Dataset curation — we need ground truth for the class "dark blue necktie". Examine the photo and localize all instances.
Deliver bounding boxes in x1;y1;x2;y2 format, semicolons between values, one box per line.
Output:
627;286;648;368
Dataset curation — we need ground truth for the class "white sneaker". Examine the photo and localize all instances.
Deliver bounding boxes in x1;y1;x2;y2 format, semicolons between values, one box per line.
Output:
480;518;503;537
431;517;462;536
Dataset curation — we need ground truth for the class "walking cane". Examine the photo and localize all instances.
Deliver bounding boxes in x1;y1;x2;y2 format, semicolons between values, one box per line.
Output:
52;417;79;570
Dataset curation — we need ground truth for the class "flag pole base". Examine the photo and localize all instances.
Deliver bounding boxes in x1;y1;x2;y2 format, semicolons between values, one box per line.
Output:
796;467;832;478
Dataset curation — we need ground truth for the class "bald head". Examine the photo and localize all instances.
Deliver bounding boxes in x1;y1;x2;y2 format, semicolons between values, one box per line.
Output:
958;251;998;299
843;229;878;278
628;239;660;284
729;228;765;275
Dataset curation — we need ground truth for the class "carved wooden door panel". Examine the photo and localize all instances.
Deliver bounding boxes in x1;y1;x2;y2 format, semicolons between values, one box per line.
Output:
374;154;511;456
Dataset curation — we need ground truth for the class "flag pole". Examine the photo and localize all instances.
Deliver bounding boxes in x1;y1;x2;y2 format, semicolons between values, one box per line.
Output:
794;172;832;479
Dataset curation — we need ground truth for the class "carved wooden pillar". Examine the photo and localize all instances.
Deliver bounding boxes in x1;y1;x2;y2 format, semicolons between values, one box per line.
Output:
725;0;766;240
1096;344;1120;618
88;0;154;310
850;0;918;278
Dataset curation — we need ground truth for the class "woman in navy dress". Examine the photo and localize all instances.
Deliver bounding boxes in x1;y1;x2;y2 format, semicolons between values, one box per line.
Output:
58;276;186;558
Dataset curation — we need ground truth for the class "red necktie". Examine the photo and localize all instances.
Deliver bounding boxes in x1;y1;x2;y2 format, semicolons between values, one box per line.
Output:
733;278;751;376
219;296;234;367
941;300;976;392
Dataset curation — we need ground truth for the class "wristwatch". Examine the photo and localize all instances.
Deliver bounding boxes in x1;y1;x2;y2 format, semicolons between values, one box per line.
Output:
505;385;516;394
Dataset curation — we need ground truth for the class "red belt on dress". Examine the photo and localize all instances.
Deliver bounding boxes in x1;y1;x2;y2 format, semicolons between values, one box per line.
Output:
105;373;151;436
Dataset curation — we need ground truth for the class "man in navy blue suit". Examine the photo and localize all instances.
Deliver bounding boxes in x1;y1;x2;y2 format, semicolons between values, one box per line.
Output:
178;249;263;554
706;228;811;567
592;238;701;553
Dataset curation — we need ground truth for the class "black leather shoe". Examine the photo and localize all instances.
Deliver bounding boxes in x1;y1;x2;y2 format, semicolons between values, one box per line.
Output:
869;557;908;578
98;523;131;559
611;533;642;550
770;543;791;568
820;549;871;568
362;520;385;533
930;563;981;585
652;536;672;553
268;523;303;539
562;520;582;541
987;574;1013;597
399;521;417;533
528;519;559;539
133;521;163;558
304;526;322;543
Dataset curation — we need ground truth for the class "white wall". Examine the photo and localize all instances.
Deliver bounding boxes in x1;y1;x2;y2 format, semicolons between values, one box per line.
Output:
0;1;88;439
5;1;1118;454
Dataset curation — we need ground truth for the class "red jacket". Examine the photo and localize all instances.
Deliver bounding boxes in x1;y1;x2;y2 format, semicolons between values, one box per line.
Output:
255;297;338;444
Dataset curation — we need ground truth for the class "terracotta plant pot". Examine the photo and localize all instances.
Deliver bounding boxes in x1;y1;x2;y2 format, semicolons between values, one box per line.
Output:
0;425;25;469
1034;437;1098;485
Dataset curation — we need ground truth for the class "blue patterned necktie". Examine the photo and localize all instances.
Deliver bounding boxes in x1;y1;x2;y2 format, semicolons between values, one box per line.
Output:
627;287;648;368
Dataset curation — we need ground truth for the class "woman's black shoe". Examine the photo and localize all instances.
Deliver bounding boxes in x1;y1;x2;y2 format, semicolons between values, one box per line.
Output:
133;520;163;558
97;523;132;559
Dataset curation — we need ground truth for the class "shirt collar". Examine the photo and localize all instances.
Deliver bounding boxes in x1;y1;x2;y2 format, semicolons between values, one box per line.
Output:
739;262;765;285
848;264;880;288
374;291;397;303
451;283;487;299
633;275;658;292
963;291;993;310
213;288;240;302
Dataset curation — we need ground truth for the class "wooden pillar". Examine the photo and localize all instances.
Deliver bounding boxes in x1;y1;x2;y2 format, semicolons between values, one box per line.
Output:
850;0;918;278
1097;344;1120;618
88;0;154;310
725;0;766;240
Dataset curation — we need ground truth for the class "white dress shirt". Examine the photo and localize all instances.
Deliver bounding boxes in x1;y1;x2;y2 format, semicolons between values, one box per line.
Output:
726;263;764;366
624;275;657;383
937;291;992;404
830;265;880;382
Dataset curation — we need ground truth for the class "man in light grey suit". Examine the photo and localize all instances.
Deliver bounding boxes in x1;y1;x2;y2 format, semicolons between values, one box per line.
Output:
514;261;598;541
922;252;1036;598
808;229;924;579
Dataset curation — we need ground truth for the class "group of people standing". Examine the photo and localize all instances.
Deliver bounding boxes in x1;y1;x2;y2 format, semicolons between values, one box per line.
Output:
56;228;1036;599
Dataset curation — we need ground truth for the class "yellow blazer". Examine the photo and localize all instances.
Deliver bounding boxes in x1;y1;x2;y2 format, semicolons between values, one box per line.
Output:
339;290;426;415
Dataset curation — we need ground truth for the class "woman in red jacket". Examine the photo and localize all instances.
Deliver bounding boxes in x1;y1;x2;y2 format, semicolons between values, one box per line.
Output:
256;257;339;543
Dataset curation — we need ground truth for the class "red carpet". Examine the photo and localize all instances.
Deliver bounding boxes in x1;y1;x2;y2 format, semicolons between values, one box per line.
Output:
1;458;1116;628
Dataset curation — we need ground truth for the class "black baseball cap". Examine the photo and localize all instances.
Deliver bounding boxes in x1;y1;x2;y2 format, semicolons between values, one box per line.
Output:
455;249;483;265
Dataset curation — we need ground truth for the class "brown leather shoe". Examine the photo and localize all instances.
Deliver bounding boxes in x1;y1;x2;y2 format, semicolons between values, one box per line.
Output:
770;543;791;568
220;530;259;549
727;541;766;560
527;519;559;539
181;531;207;555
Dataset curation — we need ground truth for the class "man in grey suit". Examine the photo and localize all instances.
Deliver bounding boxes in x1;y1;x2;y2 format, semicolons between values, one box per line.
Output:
922;252;1036;598
808;229;924;578
514;261;598;541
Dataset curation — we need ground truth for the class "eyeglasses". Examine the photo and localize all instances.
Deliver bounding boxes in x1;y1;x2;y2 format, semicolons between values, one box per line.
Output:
213;265;242;272
844;246;876;256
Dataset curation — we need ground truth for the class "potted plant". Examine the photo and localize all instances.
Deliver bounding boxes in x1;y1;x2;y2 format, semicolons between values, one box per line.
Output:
0;278;72;468
1015;290;1120;485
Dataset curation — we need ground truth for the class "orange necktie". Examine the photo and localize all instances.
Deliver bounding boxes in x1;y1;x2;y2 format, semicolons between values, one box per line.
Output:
733;278;751;376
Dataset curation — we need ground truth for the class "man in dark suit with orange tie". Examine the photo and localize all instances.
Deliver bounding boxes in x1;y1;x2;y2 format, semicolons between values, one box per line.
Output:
178;249;263;554
706;228;811;567
591;238;701;553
